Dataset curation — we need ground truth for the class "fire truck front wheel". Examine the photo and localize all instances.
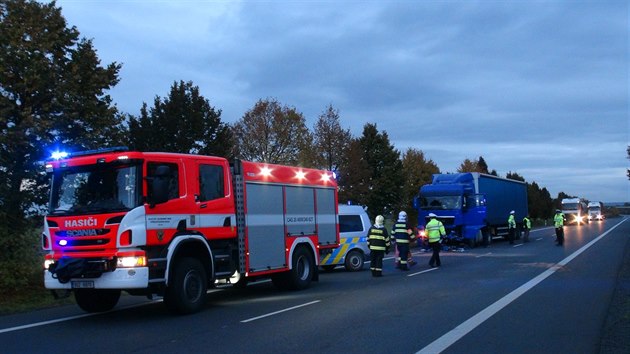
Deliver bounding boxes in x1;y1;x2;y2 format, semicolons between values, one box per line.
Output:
74;289;121;313
164;257;208;315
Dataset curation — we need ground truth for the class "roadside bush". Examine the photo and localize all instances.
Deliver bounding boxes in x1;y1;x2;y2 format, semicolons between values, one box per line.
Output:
0;225;42;297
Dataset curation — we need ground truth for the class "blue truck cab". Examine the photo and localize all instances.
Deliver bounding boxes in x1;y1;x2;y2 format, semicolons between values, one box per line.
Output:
414;173;528;247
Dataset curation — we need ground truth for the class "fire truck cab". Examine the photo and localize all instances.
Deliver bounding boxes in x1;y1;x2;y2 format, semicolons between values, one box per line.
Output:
43;148;339;314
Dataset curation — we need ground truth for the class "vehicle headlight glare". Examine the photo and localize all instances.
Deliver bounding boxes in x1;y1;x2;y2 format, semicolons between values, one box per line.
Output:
117;256;146;268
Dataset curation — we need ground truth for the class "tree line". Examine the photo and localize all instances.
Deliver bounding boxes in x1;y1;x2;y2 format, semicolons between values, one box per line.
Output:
0;0;567;293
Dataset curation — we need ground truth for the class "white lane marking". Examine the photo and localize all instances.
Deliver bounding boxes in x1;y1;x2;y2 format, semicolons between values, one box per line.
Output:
408;267;439;277
416;218;627;354
241;300;321;323
513;244;523;248
0;288;227;334
536;238;543;241
475;252;492;258
0;300;162;334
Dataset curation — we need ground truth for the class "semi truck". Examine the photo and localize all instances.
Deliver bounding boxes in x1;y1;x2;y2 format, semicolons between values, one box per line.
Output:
561;198;589;225
587;201;604;221
43;147;339;314
414;173;528;247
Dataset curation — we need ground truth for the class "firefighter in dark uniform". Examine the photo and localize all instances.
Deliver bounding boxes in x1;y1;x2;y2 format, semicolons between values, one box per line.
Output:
368;215;390;277
392;211;414;271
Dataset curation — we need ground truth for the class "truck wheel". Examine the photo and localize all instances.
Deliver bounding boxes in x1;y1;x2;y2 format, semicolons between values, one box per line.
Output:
74;289;121;313
164;257;208;315
273;246;314;291
344;250;364;271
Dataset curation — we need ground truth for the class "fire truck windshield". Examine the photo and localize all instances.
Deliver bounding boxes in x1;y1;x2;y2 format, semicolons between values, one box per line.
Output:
49;163;142;216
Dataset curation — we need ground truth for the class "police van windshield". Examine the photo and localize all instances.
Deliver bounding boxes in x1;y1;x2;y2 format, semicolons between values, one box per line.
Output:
49;163;142;216
562;203;579;210
419;196;462;210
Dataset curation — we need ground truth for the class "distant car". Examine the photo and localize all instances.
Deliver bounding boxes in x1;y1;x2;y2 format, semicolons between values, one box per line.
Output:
320;204;371;271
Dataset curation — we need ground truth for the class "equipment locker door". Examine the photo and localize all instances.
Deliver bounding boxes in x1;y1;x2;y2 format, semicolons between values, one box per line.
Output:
316;188;337;246
245;183;286;271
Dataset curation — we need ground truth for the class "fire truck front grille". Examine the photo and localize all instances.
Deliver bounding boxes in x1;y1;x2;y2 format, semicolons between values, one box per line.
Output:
64;239;110;247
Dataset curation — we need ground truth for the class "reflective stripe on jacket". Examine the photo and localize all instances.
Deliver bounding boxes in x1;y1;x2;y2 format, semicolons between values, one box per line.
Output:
426;219;445;242
368;226;390;251
392;221;414;243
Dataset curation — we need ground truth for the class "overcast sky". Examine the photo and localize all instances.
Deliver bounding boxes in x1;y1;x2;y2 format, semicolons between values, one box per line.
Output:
55;0;629;203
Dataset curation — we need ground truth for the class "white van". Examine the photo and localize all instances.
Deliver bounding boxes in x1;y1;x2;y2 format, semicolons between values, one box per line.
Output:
320;204;371;271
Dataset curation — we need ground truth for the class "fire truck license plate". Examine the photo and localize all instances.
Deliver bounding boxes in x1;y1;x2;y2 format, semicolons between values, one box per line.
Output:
71;281;94;289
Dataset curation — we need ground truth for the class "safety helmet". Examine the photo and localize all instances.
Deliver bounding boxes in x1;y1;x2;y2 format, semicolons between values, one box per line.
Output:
428;213;437;218
556;209;561;213
510;210;515;214
398;211;407;221
375;215;385;226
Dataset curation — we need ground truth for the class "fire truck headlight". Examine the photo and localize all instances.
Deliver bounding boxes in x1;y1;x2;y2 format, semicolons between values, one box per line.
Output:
44;259;55;270
117;256;146;268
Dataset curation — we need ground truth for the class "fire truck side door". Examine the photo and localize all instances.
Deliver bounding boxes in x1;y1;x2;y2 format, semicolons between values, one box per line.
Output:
195;161;236;239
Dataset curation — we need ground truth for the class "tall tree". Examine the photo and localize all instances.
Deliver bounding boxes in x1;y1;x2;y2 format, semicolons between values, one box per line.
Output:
337;139;371;206
400;148;440;224
477;156;490;174
338;123;402;219
506;171;525;182
457;158;479;173
311;104;352;171
127;80;231;156
232;98;310;165
0;0;123;229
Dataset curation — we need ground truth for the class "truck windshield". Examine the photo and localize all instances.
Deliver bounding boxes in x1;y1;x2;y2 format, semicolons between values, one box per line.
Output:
419;196;462;210
562;203;579;210
589;207;600;211
49;163;142;216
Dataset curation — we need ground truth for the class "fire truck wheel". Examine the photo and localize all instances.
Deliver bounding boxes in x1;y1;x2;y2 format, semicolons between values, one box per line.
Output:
344;250;364;271
164;257;208;314
74;289;121;313
272;246;314;291
288;246;314;290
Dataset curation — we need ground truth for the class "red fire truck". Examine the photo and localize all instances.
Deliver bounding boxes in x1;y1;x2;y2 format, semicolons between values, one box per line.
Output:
43;147;339;314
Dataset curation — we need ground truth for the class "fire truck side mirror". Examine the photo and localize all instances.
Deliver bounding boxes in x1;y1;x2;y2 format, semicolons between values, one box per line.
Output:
147;165;171;208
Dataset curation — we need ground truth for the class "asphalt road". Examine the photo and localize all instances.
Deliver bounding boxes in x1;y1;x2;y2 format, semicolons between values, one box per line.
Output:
1;217;628;354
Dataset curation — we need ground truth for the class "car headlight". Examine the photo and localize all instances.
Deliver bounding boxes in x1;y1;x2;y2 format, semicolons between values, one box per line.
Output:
44;259;55;270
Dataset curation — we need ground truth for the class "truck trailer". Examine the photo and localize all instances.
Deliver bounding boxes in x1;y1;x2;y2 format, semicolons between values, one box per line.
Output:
414;173;528;247
43;147;339;314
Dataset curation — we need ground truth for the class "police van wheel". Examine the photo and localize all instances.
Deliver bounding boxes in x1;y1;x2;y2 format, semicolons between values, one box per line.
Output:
164;257;208;314
344;250;364;271
74;289;121;313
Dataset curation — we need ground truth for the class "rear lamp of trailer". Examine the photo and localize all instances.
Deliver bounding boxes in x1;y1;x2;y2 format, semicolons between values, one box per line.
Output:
117;255;146;268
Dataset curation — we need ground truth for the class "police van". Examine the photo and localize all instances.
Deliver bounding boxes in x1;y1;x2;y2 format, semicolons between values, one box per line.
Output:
320;204;371;271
